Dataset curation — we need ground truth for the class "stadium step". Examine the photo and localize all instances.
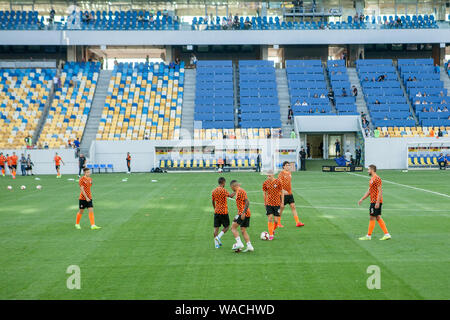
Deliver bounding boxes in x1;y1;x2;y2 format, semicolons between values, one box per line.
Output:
275;68;293;137
33;81;56;146
323;61;337;114
440;66;450;94
347;67;373;129
395;65;419;126
233;62;240;128
181;68;196;139
80;69;112;156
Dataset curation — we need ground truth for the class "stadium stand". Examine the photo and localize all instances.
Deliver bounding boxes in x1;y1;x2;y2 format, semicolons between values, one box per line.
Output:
0;68;55;148
96;62;183;141
0;10;42;30
357;59;415;129
287;60;332;115
38;62;99;148
194;60;234;135
66;10;179;30
398;59;450;128
327;59;358;115
408;149;450;168
239;60;281;133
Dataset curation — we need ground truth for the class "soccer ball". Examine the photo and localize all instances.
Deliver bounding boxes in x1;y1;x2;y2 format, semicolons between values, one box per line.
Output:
36;185;42;190
260;231;270;240
7;185;12;190
20;185;26;190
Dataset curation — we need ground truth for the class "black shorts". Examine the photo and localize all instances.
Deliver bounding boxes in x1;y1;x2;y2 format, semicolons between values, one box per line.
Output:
12;164;17;170
79;199;93;209
233;214;250;228
369;203;382;216
55;165;60;170
214;213;230;228
26;166;32;170
266;205;280;216
0;164;4;169
284;194;295;205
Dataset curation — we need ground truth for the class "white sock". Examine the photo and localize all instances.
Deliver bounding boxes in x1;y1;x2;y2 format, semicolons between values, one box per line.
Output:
246;242;252;248
235;236;242;245
214;238;219;246
218;231;224;239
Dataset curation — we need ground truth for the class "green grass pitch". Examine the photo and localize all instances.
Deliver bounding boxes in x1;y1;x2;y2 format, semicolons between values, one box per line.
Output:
0;166;449;300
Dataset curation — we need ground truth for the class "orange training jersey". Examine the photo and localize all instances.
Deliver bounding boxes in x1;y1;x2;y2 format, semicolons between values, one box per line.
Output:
369;174;383;203
11;155;18;165
7;156;13;166
79;176;93;200
54;156;61;166
212;186;230;215
235;188;251;217
278;170;292;195
127;155;131;161
0;155;6;165
263;178;283;206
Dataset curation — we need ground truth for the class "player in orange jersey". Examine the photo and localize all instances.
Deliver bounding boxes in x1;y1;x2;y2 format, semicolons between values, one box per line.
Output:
75;167;101;230
262;170;284;241
211;176;235;248
229;180;253;252
126;152;131;174
0;152;6;176
278;161;304;228
54;152;64;178
9;152;18;179
358;164;391;241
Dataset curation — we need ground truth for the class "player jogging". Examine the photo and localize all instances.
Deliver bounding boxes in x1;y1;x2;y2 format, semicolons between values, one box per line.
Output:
211;177;233;248
54;153;64;178
126;152;131;174
278;161;305;228
358;164;391;241
0;152;6;176
10;152;18;179
75;167;101;230
230;180;254;252
262;170;284;241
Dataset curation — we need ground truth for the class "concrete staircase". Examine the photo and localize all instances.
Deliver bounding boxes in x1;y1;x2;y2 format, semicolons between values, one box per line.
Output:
275;68;293;137
347;67;373;128
180;69;195;139
80;69;112;156
440;67;450;93
322;62;337;114
33;82;55;146
233;63;240;127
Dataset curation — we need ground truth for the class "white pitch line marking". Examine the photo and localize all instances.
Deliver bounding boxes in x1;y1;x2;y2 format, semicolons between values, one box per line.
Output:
346;172;450;199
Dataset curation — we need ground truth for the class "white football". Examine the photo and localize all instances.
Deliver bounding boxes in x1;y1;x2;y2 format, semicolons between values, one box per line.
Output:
7;185;12;190
36;185;42;190
20;185;26;190
260;231;270;240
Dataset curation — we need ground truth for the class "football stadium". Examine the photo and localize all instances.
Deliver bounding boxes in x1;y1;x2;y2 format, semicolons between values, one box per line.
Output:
0;0;449;310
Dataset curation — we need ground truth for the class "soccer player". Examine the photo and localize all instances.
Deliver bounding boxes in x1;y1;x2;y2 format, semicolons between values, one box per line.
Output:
358;164;391;241
229;180;253;252
126;152;131;174
278;161;305;227
211;177;233;248
75;168;101;230
6;154;11;176
0;152;6;176
78;153;86;177
54;153;64;178
10;152;18;179
262;170;284;241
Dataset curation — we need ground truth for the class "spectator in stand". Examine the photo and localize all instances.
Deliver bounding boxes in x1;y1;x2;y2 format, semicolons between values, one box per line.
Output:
328;89;335;105
294;99;301;107
190;53;198;68
342;88;347;97
287;105;293;124
73;137;81;157
434;64;440;74
302;100;308;106
438;128;443;137
352;85;358;97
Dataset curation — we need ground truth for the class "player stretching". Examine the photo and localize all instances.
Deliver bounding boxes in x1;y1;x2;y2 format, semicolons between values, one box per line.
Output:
126;152;131;174
0;152;6;176
263;170;284;241
212;177;233;248
54;153;64;178
10;152;18;179
358;164;391;241
75;168;101;230
278;161;304;228
230;180;253;252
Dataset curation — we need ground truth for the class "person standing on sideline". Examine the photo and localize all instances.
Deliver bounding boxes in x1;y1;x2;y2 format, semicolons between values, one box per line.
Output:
26;154;34;176
299;148;306;171
78;153;86;177
126;152;131;174
335;139;341;157
20;154;27;176
256;153;262;172
355;148;361;166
